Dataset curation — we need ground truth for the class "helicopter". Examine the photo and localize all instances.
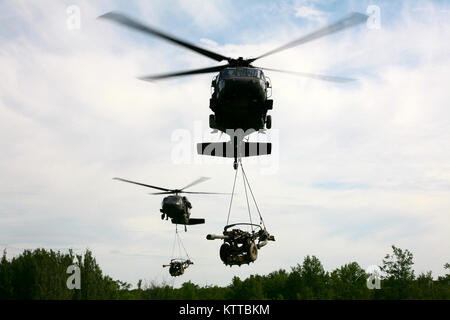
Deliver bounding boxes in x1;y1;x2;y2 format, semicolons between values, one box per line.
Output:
100;12;368;169
113;177;226;231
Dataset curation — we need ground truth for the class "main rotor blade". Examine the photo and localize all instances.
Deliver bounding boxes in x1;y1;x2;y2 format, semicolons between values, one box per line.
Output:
138;65;228;81
260;67;356;83
149;191;228;195
113;177;171;192
149;191;175;195
99;12;231;62
181;191;230;195
250;12;368;62
180;177;211;191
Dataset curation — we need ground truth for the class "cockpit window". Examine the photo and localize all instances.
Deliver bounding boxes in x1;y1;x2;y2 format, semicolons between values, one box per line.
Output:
247;69;259;78
222;69;236;77
221;68;263;78
236;69;246;77
259;70;265;80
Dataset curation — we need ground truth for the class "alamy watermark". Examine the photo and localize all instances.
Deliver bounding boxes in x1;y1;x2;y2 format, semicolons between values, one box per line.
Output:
367;5;381;30
66;5;81;31
66;265;81;290
365;265;382;290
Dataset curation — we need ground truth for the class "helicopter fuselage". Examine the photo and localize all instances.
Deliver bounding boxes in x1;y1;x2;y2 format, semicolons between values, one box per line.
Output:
209;67;273;133
160;195;205;226
160;195;191;224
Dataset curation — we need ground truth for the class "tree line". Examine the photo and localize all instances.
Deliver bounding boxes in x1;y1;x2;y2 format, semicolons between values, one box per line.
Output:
0;246;449;299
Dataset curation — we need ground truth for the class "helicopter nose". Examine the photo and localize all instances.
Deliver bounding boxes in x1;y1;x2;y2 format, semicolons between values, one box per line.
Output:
163;196;182;207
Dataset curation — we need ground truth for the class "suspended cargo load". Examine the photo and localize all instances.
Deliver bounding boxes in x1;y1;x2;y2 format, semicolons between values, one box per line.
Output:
164;226;194;277
163;259;193;277
207;160;275;266
207;223;274;266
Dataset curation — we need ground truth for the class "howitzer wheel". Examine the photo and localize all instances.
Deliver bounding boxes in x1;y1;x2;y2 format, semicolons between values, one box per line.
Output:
248;242;258;261
220;243;231;263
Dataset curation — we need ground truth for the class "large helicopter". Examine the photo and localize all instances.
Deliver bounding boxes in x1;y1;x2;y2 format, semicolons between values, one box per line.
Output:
100;12;368;168
113;177;226;231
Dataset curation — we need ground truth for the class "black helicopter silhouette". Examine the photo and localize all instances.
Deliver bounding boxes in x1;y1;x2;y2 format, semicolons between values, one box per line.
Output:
100;12;368;169
113;177;226;231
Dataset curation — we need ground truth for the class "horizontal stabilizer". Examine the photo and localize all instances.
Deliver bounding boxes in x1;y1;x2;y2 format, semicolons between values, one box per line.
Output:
187;218;205;225
197;142;271;158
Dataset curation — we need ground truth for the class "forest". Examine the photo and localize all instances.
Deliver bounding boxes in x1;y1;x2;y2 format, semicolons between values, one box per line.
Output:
0;245;448;300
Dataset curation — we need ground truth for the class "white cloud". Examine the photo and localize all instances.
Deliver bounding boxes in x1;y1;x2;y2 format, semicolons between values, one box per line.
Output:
199;38;218;47
175;0;231;31
295;5;327;23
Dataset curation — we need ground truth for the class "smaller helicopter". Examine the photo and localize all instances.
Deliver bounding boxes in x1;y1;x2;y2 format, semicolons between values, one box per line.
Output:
113;177;226;231
163;259;193;277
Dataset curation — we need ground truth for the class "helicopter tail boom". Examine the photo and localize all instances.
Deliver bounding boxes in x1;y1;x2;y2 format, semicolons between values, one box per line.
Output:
171;218;205;225
187;218;205;225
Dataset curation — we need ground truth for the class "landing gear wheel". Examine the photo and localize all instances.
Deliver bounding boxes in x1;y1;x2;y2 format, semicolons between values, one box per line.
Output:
266;115;272;129
161;213;165;220
220;243;231;263
233;160;238;170
248;242;258;261
209;114;216;129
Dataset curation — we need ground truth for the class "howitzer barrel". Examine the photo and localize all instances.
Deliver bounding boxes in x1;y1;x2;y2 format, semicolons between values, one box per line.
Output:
206;234;229;240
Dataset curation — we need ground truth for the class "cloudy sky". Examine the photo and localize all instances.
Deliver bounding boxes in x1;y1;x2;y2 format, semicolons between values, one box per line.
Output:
1;0;449;288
